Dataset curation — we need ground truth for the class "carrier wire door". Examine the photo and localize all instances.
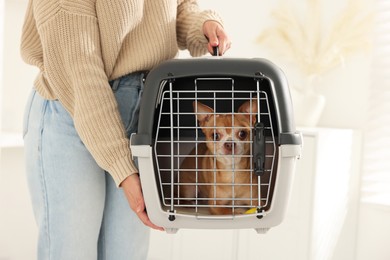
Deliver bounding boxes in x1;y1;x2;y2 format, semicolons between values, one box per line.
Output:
155;78;275;217
131;58;302;233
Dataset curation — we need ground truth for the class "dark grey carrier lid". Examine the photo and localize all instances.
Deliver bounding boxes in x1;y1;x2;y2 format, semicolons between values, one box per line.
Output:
132;57;301;146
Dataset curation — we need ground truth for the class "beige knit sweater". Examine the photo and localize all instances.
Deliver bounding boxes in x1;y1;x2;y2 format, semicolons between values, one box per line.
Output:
20;0;222;186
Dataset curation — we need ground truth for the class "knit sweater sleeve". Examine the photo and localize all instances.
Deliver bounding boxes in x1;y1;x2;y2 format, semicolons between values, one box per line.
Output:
30;2;138;186
176;0;224;57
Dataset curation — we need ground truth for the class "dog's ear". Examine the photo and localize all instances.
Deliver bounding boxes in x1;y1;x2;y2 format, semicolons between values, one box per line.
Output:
238;98;258;125
193;101;214;125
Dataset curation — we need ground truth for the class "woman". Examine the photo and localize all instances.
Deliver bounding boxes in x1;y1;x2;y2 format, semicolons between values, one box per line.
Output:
21;0;230;259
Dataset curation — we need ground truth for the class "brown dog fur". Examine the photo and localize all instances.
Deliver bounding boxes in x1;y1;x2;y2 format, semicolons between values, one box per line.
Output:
178;100;260;215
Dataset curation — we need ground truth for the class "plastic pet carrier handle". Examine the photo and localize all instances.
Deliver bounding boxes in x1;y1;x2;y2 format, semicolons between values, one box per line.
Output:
212;46;219;56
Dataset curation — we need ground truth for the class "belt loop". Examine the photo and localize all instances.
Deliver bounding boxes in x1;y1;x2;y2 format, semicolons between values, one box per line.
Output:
141;71;149;84
140;73;145;90
111;77;121;91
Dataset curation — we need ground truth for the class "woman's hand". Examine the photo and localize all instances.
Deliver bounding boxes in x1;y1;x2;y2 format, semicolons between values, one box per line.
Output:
121;174;164;231
203;20;231;56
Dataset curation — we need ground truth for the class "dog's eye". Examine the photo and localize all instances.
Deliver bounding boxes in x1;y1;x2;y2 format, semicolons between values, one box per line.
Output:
238;130;248;140
212;132;220;141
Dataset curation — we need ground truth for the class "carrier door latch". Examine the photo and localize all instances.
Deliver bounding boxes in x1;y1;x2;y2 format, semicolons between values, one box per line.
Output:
253;122;266;176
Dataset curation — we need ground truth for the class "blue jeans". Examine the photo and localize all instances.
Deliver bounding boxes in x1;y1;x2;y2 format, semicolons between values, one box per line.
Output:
23;73;150;260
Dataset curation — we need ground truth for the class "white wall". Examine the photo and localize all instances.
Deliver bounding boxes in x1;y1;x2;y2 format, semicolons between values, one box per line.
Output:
356;204;390;260
1;0;37;133
0;0;4;132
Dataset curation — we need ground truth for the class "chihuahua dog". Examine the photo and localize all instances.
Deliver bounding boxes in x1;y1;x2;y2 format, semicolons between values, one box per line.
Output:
178;99;260;215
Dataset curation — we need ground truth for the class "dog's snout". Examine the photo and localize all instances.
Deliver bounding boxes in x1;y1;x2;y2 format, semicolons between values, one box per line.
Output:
224;142;234;151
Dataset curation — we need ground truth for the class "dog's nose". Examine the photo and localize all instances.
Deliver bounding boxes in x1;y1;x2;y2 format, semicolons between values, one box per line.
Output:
224;142;234;152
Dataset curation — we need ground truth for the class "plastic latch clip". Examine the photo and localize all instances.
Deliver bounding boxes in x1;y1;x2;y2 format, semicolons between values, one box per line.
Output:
253;122;266;176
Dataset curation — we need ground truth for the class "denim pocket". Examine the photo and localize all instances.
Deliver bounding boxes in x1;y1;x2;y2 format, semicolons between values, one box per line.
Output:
114;82;142;137
127;88;143;135
23;90;36;138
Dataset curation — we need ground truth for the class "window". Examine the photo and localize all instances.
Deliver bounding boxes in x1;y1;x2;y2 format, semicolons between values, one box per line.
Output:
361;0;390;206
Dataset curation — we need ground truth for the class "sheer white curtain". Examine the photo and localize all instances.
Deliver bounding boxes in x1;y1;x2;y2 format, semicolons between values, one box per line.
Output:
361;0;390;205
0;0;4;133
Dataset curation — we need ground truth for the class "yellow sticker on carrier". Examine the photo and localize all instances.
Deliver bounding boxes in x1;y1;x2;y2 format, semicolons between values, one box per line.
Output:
245;208;257;214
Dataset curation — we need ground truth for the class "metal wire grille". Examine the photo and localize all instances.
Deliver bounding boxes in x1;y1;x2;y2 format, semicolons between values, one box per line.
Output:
153;77;276;216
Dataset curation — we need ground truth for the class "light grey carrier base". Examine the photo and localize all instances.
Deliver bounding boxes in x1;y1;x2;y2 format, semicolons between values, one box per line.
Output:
131;143;301;234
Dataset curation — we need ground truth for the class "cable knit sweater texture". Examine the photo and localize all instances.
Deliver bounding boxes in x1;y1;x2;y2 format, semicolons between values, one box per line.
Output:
21;0;222;186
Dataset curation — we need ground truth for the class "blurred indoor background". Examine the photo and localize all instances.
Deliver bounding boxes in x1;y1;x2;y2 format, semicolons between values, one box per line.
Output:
1;0;389;259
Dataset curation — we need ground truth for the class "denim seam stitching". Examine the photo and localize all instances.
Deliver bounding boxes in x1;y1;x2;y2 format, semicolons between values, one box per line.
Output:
39;99;51;259
23;91;37;138
101;212;106;260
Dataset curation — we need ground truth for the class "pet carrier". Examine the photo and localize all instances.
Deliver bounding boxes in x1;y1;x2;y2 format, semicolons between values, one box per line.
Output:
130;56;302;234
